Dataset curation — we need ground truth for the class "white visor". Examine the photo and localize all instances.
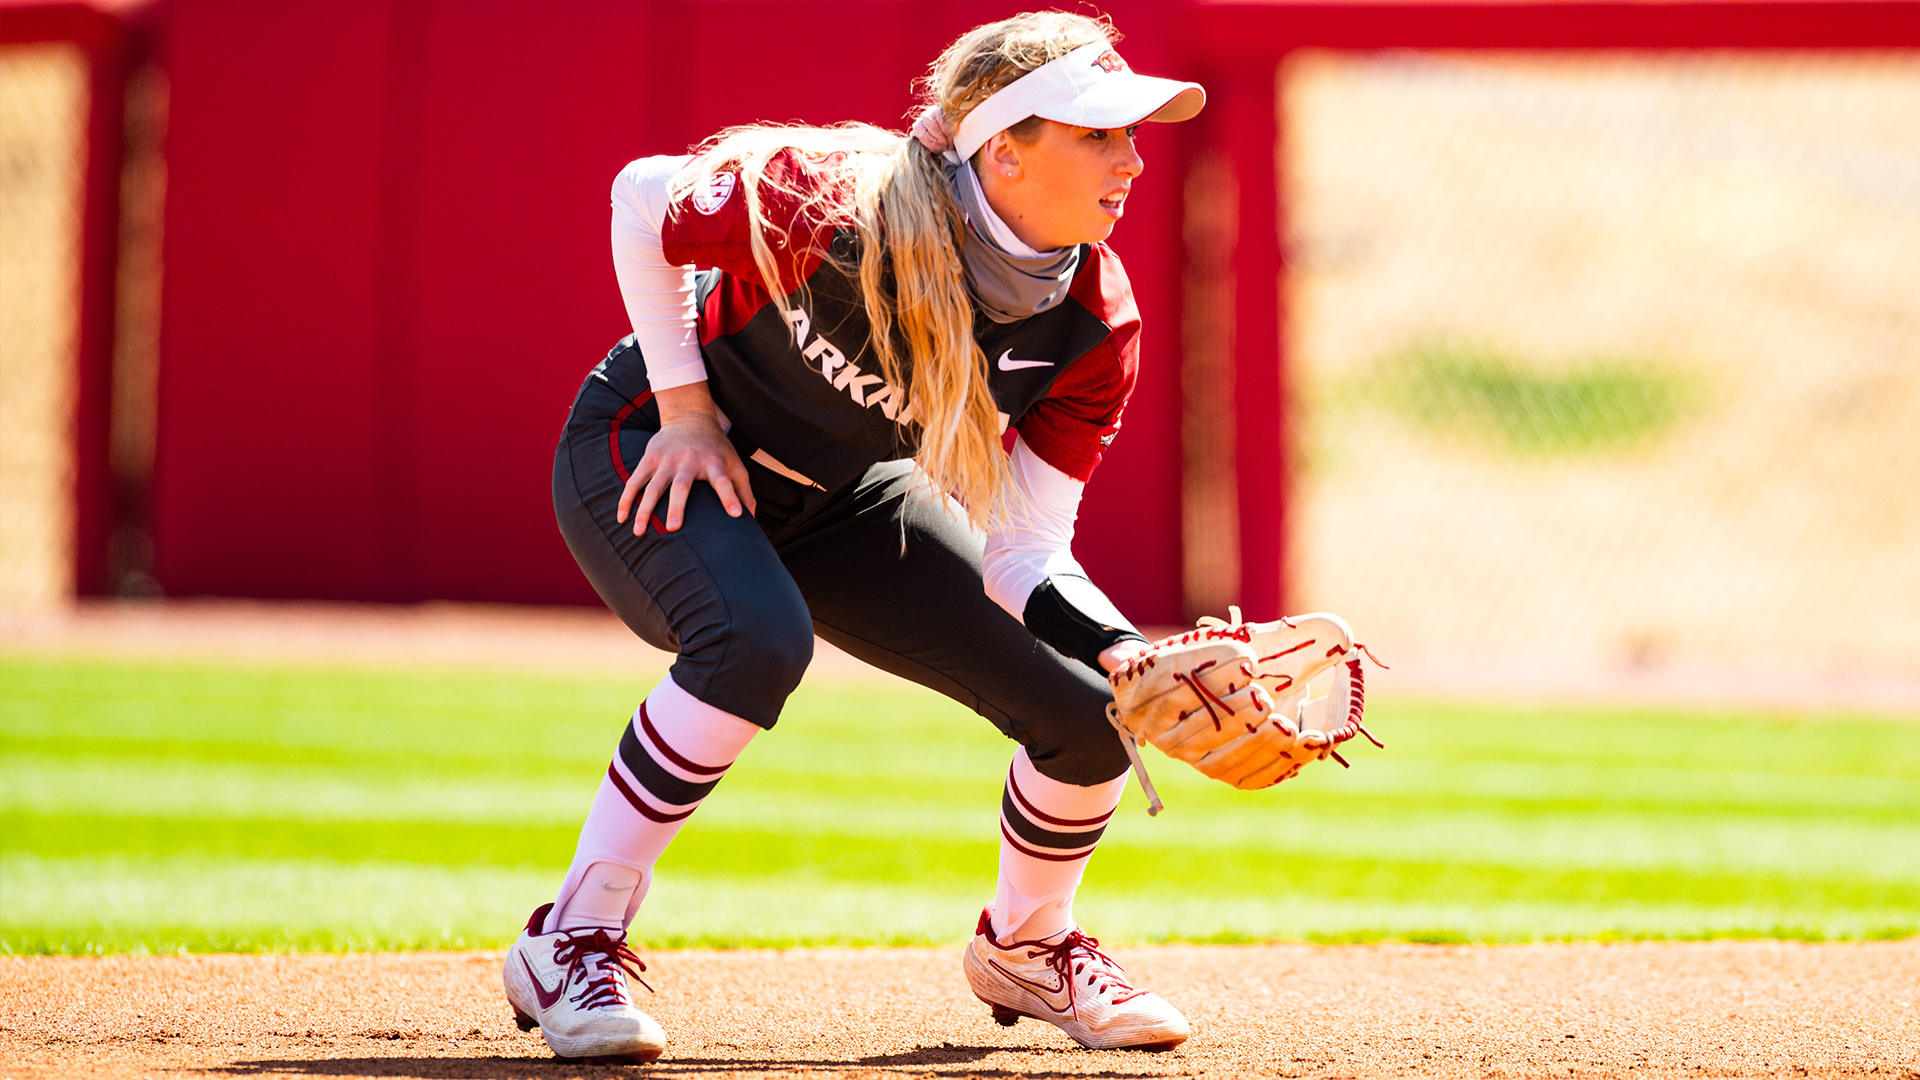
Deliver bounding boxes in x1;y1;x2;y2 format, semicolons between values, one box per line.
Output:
948;41;1206;164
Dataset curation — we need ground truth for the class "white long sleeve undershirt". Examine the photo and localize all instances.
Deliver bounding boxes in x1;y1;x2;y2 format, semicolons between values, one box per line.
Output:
610;155;706;390
608;156;1097;625
982;433;1090;624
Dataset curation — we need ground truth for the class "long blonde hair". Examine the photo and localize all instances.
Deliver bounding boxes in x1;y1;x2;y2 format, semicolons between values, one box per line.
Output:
667;11;1115;527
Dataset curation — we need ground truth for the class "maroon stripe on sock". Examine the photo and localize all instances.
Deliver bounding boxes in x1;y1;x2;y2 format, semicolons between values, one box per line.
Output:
1001;789;1107;851
606;762;696;824
639;701;730;777
1006;767;1114;829
1000;820;1096;863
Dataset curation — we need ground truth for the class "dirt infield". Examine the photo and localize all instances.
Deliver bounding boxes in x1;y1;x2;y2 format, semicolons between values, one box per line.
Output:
4;942;1915;1080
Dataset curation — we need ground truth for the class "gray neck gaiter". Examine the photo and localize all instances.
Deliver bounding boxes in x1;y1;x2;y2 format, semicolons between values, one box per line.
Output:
948;161;1082;324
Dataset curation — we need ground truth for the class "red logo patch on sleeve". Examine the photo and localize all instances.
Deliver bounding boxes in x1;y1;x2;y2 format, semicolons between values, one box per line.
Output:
692;172;736;216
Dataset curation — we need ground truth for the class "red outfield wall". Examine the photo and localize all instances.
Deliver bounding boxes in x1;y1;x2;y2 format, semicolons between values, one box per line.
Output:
82;0;1920;621
148;0;1190;614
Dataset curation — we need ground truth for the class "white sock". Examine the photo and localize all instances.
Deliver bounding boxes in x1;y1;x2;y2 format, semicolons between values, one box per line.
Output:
546;675;759;933
989;746;1126;942
559;862;644;929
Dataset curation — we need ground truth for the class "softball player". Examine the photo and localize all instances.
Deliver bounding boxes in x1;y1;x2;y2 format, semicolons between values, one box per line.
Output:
504;11;1205;1061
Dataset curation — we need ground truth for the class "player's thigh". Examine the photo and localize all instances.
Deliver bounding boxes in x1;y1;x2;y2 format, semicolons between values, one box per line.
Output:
778;461;1127;785
554;349;813;728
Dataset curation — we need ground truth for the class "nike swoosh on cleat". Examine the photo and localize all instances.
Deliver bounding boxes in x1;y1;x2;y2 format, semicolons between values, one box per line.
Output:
521;955;567;1010
988;958;1073;1014
997;350;1054;371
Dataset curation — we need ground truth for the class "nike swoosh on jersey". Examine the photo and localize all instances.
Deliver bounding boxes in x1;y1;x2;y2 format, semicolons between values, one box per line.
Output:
521;955;567;1010
997;350;1055;371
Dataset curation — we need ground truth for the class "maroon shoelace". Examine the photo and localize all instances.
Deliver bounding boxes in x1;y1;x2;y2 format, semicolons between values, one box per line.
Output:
1023;930;1147;1017
552;929;652;1011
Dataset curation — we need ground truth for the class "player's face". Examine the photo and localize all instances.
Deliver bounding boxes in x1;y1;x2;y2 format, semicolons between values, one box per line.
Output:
975;119;1145;251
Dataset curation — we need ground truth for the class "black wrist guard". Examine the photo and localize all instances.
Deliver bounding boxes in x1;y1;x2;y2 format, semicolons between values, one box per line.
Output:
1023;573;1150;673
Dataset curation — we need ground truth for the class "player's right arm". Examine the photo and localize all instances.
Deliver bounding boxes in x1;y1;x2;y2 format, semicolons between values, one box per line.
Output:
609;156;755;532
609;151;852;534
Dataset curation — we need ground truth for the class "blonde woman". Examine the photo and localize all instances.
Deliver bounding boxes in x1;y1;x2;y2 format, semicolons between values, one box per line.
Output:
506;11;1205;1062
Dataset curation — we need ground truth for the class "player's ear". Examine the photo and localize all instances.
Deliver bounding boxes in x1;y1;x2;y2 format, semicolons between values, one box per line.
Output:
978;132;1024;181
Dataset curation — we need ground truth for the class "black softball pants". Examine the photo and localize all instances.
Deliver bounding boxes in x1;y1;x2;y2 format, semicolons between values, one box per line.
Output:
552;340;1130;786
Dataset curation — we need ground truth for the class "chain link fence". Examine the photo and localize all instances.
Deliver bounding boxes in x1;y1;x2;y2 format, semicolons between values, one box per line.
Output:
1282;50;1920;690
0;44;88;610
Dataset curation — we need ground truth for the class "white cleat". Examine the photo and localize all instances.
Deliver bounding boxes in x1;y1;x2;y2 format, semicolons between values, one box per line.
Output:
502;903;666;1063
963;910;1190;1051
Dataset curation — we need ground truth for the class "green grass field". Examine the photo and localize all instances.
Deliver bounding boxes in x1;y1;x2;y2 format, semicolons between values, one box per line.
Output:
2;655;1915;955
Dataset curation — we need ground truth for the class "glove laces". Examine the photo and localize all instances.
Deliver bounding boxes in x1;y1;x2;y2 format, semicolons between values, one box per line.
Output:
551;928;653;1012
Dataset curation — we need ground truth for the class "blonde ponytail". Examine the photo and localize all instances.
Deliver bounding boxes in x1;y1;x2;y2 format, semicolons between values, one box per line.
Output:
669;12;1115;528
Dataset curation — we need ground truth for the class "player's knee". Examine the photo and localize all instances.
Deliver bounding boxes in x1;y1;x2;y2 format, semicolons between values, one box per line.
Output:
1024;726;1131;787
672;590;814;724
726;598;815;699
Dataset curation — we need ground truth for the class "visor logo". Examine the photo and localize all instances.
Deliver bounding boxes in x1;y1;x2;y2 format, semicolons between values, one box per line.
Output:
1094;50;1129;74
692;172;736;215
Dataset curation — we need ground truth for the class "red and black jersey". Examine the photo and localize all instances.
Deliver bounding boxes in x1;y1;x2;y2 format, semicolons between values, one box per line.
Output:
660;149;1140;493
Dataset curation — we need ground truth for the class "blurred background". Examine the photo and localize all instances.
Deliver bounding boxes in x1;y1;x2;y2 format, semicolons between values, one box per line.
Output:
1282;49;1920;697
7;0;1920;692
3;0;1917;953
